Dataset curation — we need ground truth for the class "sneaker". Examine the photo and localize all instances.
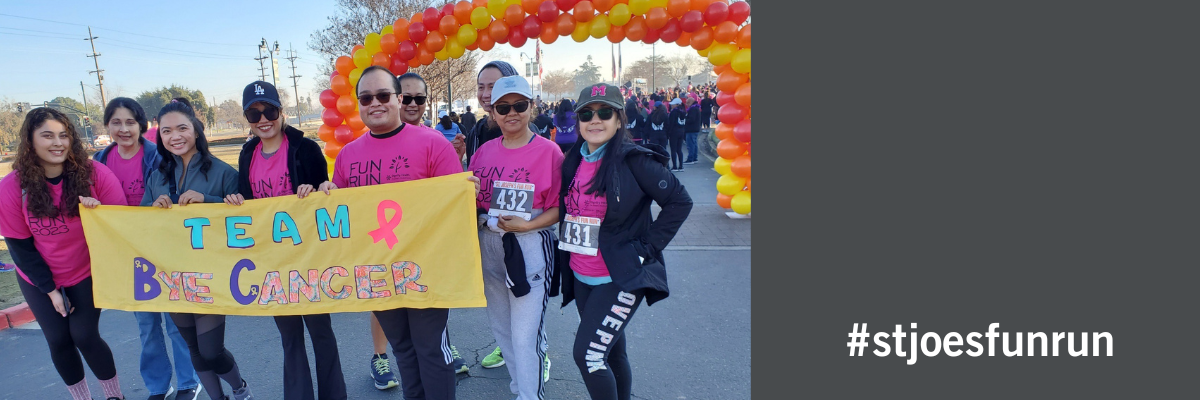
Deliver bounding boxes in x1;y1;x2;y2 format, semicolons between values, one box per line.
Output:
371;353;399;390
146;385;173;400
685;160;697;164
481;346;505;369
450;345;468;374
175;383;202;400
229;379;252;400
0;262;15;272
542;357;551;383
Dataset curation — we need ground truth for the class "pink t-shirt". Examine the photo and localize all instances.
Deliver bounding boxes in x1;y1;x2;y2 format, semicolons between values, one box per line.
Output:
565;158;610;277
103;146;146;206
0;161;126;288
249;137;295;198
144;127;158;144
332;123;463;188
468;135;564;213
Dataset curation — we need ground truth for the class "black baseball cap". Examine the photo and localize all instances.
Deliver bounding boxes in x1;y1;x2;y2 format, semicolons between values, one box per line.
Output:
243;81;281;111
573;83;625;113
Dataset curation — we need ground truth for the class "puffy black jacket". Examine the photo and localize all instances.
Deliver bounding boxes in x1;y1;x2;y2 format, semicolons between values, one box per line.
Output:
236;125;328;199
684;106;701;132
554;140;693;307
667;108;686;136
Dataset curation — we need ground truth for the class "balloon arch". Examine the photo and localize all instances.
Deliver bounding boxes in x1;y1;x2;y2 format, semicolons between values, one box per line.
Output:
317;0;751;215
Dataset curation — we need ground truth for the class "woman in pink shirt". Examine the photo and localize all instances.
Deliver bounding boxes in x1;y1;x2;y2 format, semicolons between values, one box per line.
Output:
468;75;564;400
0;108;129;400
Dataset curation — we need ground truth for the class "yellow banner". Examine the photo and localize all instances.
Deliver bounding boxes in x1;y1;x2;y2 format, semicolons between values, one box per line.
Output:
81;172;485;316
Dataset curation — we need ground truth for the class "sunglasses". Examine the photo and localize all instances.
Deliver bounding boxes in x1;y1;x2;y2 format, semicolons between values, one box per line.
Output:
494;100;530;115
402;95;427;105
243;106;279;123
358;92;395;106
577;107;616;122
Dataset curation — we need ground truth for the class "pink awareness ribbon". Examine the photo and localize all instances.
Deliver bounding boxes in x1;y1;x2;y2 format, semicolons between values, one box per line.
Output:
368;200;404;249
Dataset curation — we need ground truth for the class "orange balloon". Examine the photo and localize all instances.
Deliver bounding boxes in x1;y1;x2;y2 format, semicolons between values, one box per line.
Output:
318;124;336;143
418;46;435;65
713;63;731;75
606;23;625;42
505;4;525;27
573;1;595;22
439;14;459;36
346;113;365;131
690;0;711;12
717;70;748;92
323;141;343;159
716;138;746;159
713;21;738;43
521;0;541;14
380;33;399;53
690;26;712;50
335;56;355;76
593;0;615;12
330;75;351;95
735;82;751;107
731;154;751;178
488;20;510;41
472;0;487;7
555;13;576;35
454;1;473;24
353;126;369;139
624;16;647;41
478;29;496;50
675;30;691;47
540;22;559;43
716;193;733;209
410;12;423;25
667;0;689;18
714;123;733;140
424;30;446;52
371;52;391;67
645;7;668;29
407;56;421;68
737;23;751;48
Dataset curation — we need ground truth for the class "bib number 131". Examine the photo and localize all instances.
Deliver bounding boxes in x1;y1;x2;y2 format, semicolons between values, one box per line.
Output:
489;181;535;220
559;214;601;256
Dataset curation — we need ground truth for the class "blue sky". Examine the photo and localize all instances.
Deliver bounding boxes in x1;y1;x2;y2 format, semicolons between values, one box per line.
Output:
0;1;702;109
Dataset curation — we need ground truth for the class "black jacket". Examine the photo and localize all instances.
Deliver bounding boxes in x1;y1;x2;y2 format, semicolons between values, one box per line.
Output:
465;116;539;161
236;125;328;200
667;108;686;136
625;110;647;141
461;111;477;132
684;106;701;132
533;114;554;139
700;98;714;116
554;141;692;307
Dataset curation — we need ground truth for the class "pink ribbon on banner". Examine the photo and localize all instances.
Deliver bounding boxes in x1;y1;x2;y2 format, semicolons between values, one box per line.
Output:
368;200;404;249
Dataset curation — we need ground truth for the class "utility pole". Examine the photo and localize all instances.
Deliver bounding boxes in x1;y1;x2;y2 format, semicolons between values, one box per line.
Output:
651;43;656;91
255;38;269;81
80;81;93;143
268;40;281;88
286;44;302;124
86;27;107;106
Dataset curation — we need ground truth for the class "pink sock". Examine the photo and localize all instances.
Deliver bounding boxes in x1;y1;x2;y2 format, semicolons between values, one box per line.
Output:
66;379;91;400
99;376;123;399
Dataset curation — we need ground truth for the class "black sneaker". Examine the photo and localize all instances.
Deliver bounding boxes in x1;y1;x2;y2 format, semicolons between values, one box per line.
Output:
175;383;203;400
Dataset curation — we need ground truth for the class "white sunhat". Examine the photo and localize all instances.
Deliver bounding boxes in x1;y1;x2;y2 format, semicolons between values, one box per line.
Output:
491;76;532;104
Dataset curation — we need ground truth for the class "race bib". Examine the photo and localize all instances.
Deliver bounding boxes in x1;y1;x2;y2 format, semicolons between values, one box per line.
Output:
489;180;535;220
559;214;601;256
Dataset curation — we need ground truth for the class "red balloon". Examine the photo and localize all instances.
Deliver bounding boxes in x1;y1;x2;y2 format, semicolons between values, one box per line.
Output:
659;19;681;43
733;120;751;143
704;1;729;26
718;103;747;124
319;89;338;109
522;15;542;38
556;0;577;12
715;91;735;107
423;7;441;28
680;11;704;32
441;3;456;20
727;1;750;25
397;40;416;61
322;108;344;127
334;125;354;145
389;54;409;74
538;1;559;23
508;28;528;48
642;26;660;44
408;22;428;43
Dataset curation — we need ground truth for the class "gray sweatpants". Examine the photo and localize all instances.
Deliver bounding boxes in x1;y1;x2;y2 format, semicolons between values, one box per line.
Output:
479;228;554;400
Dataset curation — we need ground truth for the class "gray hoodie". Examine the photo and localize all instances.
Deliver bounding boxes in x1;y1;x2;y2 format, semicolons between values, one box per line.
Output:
140;153;239;206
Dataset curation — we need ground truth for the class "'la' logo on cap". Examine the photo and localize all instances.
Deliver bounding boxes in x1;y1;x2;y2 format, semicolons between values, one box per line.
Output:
255;84;265;95
591;85;606;96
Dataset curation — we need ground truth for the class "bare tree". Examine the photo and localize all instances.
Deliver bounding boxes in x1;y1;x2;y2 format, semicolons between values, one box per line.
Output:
661;53;711;89
216;99;250;132
540;69;574;100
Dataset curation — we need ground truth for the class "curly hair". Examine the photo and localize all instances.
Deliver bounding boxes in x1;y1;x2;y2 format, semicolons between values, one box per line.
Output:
15;108;95;218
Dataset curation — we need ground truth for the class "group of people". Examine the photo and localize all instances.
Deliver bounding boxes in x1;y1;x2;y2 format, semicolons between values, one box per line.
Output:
0;59;692;400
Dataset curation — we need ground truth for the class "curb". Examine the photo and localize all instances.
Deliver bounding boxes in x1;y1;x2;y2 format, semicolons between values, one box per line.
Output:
0;303;33;331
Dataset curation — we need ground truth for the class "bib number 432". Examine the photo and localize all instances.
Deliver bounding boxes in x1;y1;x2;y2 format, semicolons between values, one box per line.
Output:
489;181;535;220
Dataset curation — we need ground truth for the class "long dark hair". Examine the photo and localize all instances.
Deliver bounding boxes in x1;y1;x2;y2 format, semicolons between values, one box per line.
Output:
439;115;453;129
155;98;213;183
577;108;633;196
650;104;667;125
103;97;148;135
554;100;574;127
14;108;94;218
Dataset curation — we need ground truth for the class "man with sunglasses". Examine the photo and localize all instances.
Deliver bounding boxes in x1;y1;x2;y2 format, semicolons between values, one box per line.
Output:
319;66;466;400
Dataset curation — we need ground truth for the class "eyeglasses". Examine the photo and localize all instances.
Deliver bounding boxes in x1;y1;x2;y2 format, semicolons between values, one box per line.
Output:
358;92;395;106
243;106;280;123
401;95;427;105
577;107;615;122
494;100;530;115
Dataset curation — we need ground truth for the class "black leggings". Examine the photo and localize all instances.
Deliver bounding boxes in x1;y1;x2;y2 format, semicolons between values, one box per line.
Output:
668;133;685;169
170;313;238;374
572;280;645;400
18;276;117;385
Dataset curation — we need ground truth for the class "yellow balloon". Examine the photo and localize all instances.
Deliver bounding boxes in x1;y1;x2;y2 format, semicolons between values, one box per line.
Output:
381;25;394;35
364;32;381;54
629;0;651;15
650;0;668;8
349;68;364;87
457;24;478;47
731;191;751;214
609;4;632;26
714;157;733;176
448;39;465;58
572;21;590;43
325;155;336;179
435;46;450;61
353;48;370;68
505;0;521;7
487;0;506;19
697;42;713;57
716;173;747;196
731;48;751;74
471;7;492;29
707;43;735;66
590;14;610;39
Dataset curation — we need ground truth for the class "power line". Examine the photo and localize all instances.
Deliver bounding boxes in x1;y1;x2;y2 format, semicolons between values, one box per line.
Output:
0;13;255;47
